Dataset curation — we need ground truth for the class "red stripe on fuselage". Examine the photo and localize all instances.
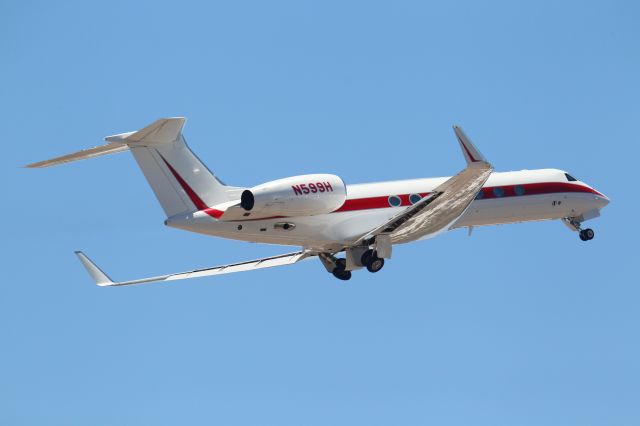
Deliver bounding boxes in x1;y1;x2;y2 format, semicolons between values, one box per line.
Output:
335;182;600;212
336;192;431;212
477;182;601;199
202;208;224;219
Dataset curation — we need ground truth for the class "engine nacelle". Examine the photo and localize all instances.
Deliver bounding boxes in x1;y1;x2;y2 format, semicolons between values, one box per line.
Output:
240;174;346;218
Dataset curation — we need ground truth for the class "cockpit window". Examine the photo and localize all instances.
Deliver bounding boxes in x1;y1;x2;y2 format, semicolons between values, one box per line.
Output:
565;173;578;182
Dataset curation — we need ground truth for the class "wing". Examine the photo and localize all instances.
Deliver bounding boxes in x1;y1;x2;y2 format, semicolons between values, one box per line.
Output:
75;250;314;287
355;126;493;245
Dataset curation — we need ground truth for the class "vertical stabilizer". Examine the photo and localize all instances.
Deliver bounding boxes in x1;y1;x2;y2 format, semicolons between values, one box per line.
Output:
111;118;235;217
27;117;237;218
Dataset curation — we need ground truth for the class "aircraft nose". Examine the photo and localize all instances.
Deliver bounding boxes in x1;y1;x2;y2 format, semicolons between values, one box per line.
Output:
594;191;610;208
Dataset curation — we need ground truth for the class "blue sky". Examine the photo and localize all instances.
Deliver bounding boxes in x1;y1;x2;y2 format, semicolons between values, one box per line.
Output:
1;1;638;424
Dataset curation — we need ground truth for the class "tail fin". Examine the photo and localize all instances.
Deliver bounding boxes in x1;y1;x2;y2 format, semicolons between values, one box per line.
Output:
27;117;236;217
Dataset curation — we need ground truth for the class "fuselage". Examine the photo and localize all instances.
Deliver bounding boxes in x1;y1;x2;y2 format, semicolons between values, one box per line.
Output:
167;168;609;251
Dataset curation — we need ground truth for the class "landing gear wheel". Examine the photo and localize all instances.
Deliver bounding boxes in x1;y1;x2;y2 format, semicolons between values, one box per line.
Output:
332;258;351;280
332;269;352;281
360;250;374;267
579;228;595;241
366;256;384;273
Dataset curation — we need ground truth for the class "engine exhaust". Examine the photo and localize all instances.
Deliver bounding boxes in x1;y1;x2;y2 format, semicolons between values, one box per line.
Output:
241;190;254;211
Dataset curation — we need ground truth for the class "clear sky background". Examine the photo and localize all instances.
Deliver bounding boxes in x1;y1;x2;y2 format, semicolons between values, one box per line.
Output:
1;1;638;425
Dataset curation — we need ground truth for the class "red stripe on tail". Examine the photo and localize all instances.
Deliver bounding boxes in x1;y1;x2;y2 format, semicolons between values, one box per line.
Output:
158;153;223;219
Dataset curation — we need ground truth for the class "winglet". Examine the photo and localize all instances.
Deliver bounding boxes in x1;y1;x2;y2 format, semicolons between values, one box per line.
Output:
453;125;489;166
74;251;114;286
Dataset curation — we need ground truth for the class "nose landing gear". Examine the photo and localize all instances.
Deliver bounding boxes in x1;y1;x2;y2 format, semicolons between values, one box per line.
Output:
563;217;595;242
579;228;595;241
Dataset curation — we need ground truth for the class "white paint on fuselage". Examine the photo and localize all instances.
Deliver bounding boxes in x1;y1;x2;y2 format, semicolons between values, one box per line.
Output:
166;168;609;251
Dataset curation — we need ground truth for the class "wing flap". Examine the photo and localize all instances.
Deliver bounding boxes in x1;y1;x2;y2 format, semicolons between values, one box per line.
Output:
75;250;313;287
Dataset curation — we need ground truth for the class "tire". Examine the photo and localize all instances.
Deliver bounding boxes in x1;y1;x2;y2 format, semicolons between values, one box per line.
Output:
360;250;374;267
579;230;588;241
584;228;595;240
332;269;352;281
332;258;350;280
366;257;384;273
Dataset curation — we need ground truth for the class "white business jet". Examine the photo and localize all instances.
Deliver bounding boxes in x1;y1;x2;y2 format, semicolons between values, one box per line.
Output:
28;118;609;283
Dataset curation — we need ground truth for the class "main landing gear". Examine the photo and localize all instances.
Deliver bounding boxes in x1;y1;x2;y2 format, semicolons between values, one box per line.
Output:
360;249;385;273
321;249;387;281
332;258;352;281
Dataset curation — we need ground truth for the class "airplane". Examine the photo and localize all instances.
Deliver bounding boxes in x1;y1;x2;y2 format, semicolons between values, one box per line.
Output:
27;117;610;284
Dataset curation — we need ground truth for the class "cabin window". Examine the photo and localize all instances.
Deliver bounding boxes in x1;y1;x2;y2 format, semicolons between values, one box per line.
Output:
565;173;578;182
388;195;402;207
409;193;422;204
514;185;525;196
493;187;505;197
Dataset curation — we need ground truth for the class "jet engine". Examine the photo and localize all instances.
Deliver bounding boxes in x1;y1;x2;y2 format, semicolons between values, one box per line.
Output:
239;174;346;218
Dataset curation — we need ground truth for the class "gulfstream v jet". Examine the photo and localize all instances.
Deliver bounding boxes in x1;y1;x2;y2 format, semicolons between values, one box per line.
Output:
28;118;609;283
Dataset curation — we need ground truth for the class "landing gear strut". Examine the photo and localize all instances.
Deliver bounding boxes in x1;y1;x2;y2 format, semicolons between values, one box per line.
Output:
360;250;385;273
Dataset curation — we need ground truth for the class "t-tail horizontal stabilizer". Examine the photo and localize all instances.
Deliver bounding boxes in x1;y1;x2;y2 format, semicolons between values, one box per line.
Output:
25;118;186;168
